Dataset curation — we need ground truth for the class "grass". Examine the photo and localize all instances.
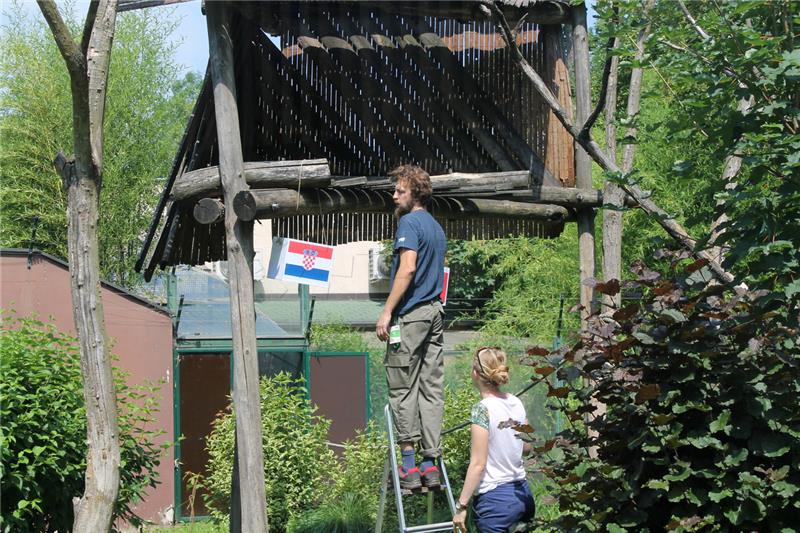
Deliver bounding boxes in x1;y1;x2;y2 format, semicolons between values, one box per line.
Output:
144;521;225;533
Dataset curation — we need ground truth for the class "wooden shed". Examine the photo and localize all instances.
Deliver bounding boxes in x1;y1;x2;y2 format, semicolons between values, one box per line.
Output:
135;0;582;279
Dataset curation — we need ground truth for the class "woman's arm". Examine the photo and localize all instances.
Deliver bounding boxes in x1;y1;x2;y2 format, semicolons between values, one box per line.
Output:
452;423;489;531
460;424;489;502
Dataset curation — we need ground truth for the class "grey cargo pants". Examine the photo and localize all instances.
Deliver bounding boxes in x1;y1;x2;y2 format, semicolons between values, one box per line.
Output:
384;300;445;458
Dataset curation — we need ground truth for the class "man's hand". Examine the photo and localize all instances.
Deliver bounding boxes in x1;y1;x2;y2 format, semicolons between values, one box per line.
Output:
376;310;392;341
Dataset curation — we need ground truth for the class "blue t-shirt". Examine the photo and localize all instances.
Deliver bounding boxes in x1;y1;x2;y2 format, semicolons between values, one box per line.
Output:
390;210;447;316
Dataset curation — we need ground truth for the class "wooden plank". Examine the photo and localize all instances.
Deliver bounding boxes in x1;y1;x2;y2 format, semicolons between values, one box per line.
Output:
296;34;411;165
369;32;490;170
394;33;519;171
414;26;561;187
171;159;331;200
254;28;384;171
206;4;268;532
344;29;461;168
136;75;211;273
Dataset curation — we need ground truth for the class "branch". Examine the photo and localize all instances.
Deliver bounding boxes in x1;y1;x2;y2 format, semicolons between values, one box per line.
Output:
676;0;710;40
37;0;85;78
621;0;655;174
659;39;737;78
85;0;119;171
485;0;734;284
579;34;618;140
81;1;100;55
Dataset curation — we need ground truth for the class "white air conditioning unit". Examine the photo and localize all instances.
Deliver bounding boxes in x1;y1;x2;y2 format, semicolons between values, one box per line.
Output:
368;245;390;281
213;254;265;282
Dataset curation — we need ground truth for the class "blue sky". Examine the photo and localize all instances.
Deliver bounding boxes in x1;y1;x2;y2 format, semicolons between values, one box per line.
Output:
4;0;595;76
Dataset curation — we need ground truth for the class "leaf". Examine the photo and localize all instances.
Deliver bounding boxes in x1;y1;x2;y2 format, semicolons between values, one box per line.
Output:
535;366;555;377
646;479;669;490
635;384;660;403
595;279;621;296
709;489;733;502
527;346;549;357
612;304;640;321
547;385;569;398
652;414;675;425
685;258;709;273
659;309;688;324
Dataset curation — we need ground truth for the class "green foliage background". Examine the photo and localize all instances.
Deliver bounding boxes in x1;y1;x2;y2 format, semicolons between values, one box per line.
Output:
0;313;169;532
0;3;199;285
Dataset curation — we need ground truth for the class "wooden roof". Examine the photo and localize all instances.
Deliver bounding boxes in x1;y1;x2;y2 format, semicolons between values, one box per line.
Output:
137;1;576;279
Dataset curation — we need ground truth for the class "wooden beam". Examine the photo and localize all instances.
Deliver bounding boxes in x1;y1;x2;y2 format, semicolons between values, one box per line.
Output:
205;3;268;532
118;0;195;12
228;188;570;222
171;159;331;201
193;197;224;224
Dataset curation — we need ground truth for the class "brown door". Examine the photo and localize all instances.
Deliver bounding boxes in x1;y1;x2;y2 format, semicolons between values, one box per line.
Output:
179;353;230;518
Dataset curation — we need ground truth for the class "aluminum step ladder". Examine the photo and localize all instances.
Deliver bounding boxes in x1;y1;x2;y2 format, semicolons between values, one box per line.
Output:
375;404;457;533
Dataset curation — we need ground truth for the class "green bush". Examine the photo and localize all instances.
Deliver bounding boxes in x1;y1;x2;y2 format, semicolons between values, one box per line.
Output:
0;313;168;532
202;373;338;532
534;257;800;531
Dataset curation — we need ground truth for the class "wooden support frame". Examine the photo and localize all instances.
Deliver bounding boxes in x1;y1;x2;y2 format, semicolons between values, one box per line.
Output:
205;3;268;531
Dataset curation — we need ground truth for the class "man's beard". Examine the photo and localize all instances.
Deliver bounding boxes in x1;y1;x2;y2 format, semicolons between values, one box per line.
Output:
394;205;411;219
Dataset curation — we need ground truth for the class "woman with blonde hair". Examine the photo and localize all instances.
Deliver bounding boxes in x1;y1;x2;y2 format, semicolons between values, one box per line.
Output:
452;347;535;533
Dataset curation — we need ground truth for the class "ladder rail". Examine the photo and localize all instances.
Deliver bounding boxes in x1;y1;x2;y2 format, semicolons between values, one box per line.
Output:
377;404;458;533
385;404;409;532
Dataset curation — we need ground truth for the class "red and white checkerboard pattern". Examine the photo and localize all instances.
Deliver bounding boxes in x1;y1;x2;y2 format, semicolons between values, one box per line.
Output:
302;250;317;271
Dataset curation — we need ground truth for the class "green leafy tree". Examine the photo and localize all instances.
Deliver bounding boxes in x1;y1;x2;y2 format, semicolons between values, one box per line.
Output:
534;256;798;531
0;3;198;285
203;374;339;532
0;313;169;532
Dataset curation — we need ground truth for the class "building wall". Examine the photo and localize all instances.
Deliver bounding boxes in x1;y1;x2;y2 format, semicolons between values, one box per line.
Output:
0;253;175;524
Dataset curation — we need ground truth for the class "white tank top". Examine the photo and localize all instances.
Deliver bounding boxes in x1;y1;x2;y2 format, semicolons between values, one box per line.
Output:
470;393;527;494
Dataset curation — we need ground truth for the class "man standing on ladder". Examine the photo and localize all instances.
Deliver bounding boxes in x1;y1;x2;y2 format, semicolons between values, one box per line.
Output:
376;164;447;491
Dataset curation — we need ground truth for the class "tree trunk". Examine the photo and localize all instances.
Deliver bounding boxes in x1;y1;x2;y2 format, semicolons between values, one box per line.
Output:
572;4;597;322
602;37;622;310
38;1;121;531
603;0;654;309
205;3;269;531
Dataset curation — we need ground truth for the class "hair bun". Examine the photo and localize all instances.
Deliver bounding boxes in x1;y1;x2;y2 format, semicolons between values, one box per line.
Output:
488;365;509;386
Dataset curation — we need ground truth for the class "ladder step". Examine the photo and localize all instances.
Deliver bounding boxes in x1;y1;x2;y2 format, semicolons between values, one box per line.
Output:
403;521;455;533
394;485;445;496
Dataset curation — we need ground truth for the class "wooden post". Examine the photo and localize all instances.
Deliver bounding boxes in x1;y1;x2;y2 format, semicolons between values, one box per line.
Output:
572;3;596;324
205;3;268;532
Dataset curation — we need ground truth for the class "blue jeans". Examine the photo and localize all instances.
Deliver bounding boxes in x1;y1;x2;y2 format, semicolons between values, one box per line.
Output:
472;479;535;533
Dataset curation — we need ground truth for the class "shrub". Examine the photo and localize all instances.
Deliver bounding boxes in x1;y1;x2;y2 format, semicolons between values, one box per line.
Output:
287;492;374;533
0;313;168;532
202;373;338;532
530;257;800;531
